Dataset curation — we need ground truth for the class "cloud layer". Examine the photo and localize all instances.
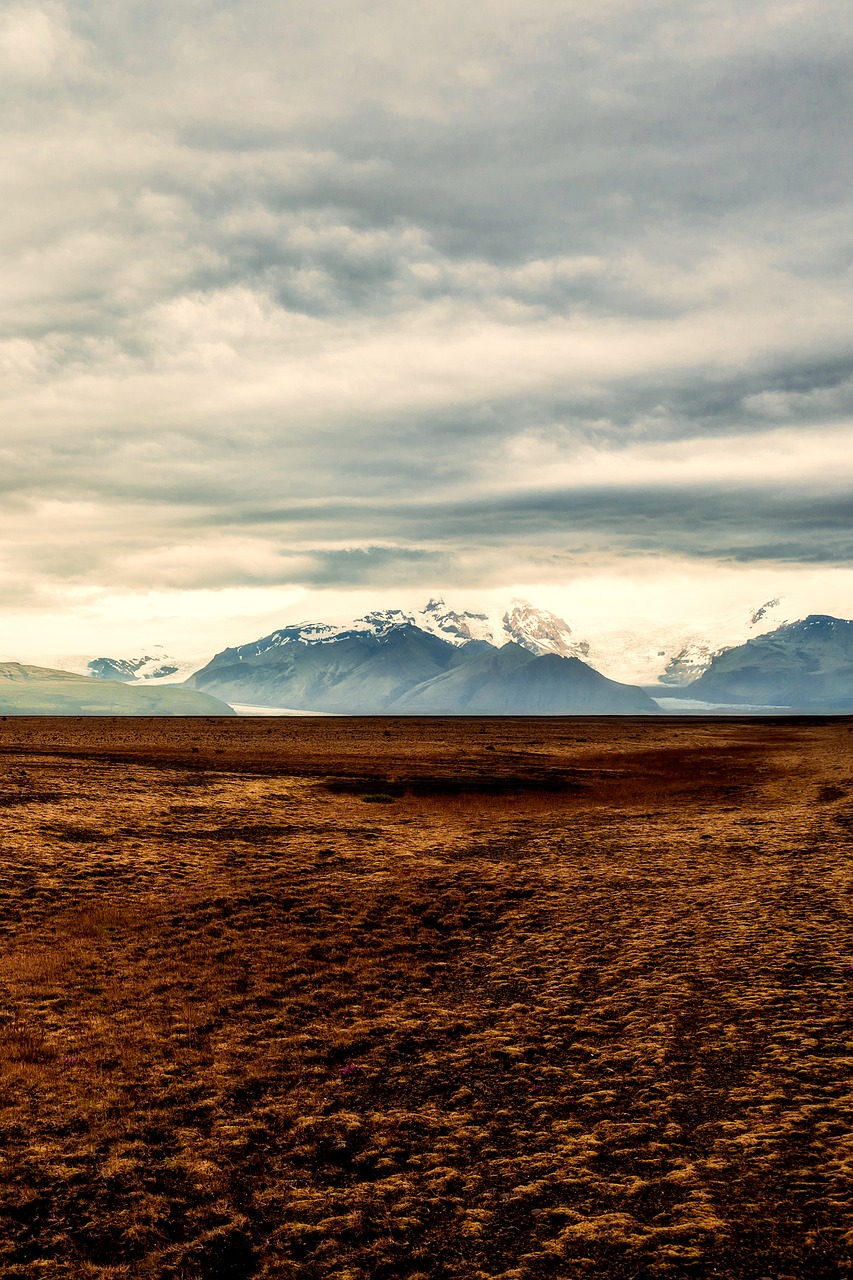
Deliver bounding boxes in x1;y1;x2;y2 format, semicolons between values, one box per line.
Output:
2;0;853;644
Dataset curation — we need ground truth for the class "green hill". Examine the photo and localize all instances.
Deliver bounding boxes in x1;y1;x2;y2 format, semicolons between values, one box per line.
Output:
0;663;235;716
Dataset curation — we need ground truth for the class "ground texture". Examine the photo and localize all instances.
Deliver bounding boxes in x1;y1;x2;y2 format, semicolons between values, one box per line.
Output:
0;715;852;1279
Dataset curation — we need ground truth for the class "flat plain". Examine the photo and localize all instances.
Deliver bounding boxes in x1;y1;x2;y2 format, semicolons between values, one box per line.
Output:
1;715;852;1279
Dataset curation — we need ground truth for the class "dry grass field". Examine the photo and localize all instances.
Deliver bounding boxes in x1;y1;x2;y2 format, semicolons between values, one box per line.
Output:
1;715;852;1279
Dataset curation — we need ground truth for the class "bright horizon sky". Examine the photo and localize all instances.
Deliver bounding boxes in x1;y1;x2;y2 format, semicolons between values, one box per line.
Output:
2;0;853;664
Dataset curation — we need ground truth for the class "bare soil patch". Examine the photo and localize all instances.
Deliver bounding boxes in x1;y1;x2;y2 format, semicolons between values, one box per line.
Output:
0;716;852;1278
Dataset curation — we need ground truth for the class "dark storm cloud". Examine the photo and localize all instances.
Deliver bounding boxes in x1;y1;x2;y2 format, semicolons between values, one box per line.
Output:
245;484;853;562
2;0;853;603
292;546;456;586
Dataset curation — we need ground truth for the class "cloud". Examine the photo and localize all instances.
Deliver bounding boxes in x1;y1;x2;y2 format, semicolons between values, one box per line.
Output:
2;0;853;653
0;3;87;84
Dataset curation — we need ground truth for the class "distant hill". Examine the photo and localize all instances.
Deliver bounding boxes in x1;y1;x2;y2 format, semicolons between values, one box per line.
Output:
0;664;235;716
186;624;657;714
682;615;853;710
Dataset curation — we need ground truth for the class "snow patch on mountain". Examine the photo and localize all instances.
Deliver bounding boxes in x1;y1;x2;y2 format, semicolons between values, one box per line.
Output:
233;598;590;662
658;640;716;686
750;597;781;627
418;599;498;645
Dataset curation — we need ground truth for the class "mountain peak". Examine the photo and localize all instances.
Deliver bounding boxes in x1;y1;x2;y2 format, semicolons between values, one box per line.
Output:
751;597;782;627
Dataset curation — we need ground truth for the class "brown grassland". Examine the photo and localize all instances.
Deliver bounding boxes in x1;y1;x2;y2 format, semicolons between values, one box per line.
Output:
0;714;852;1279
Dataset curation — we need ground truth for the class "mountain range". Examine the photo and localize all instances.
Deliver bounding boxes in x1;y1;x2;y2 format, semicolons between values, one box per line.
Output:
185;624;657;714
10;597;853;714
75;595;793;690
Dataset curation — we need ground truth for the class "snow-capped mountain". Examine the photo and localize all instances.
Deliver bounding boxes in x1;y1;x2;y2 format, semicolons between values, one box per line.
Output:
88;655;183;683
187;623;658;714
655;598;789;686
230;609;434;659
418;598;593;658
227;599;591;662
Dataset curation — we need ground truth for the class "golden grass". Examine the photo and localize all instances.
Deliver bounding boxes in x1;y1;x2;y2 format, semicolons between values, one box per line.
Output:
0;715;851;1277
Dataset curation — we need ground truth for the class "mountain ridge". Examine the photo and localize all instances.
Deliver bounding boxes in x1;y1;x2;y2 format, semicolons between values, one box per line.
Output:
681;615;853;709
24;595;853;707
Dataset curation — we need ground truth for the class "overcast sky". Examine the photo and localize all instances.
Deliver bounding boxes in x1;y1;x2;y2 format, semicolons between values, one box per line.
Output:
3;0;853;660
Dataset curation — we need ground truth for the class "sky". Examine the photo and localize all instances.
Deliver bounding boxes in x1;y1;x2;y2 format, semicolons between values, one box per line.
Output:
2;0;853;663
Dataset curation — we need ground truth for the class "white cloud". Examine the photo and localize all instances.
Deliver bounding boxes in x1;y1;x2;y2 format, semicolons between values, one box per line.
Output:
0;4;76;82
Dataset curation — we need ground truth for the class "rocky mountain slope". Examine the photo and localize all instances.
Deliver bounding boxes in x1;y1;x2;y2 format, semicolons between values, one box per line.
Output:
682;615;853;709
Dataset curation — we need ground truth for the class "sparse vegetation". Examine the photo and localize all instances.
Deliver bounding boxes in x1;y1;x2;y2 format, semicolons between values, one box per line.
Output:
0;716;852;1278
